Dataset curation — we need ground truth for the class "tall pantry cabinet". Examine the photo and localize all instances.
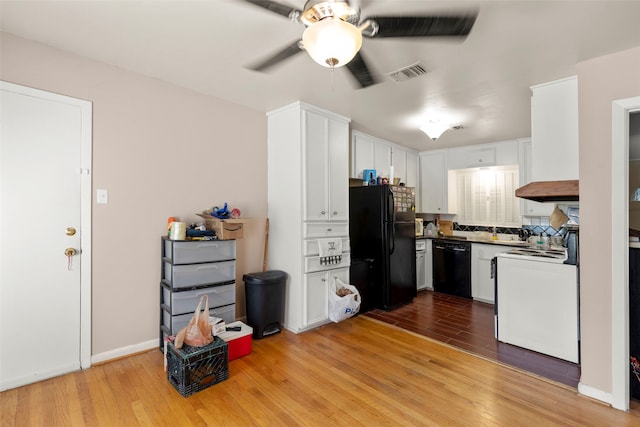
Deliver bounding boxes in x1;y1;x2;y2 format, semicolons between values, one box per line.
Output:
267;101;351;333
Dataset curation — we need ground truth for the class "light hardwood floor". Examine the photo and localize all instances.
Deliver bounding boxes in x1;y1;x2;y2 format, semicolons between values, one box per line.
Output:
1;316;639;426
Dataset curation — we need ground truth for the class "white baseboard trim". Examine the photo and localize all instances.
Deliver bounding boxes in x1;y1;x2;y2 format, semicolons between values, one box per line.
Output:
578;382;612;405
91;339;158;365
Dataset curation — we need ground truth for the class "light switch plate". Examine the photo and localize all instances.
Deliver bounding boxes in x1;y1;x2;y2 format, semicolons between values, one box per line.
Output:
97;189;108;204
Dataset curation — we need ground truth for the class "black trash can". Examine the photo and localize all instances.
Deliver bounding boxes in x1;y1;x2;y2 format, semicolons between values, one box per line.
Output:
243;270;287;339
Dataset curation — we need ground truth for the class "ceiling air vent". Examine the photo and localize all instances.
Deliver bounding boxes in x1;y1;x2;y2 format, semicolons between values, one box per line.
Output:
386;63;429;83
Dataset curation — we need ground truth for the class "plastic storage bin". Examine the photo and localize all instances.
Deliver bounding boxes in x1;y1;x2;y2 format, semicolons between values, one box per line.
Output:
243;270;287;339
162;283;235;315
163;260;235;289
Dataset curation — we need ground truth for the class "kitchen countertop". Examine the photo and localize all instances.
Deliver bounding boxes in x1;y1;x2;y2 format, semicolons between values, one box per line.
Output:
417;235;533;248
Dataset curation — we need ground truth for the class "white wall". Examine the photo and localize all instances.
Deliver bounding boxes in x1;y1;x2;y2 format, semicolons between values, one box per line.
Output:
0;32;268;356
577;46;640;398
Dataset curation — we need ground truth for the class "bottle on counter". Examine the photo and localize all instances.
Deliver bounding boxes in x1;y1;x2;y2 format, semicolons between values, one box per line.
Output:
492;226;498;241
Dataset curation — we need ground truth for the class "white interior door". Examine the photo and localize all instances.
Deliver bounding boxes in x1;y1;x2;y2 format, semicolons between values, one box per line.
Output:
0;81;92;390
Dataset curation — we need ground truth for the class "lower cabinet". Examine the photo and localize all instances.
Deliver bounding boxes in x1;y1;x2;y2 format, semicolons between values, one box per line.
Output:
471;243;510;303
304;267;349;328
416;240;427;291
426;239;433;290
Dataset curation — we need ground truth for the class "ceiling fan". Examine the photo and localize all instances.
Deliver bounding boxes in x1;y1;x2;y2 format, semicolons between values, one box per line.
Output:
243;0;477;88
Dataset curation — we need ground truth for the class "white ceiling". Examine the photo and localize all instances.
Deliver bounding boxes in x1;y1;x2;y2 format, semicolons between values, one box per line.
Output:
2;0;639;152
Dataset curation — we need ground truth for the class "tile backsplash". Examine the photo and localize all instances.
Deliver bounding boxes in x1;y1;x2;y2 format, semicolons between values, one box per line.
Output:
419;220;567;237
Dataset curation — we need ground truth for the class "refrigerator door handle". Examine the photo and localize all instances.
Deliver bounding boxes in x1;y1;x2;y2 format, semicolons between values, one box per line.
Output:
388;187;395;223
389;223;395;254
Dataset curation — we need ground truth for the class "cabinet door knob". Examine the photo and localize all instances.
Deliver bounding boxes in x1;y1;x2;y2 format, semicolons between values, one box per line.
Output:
332;211;338;216
320;210;326;215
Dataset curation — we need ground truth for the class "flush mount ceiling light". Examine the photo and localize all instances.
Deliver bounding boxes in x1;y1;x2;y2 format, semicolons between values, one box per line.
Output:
420;121;452;140
302;17;362;68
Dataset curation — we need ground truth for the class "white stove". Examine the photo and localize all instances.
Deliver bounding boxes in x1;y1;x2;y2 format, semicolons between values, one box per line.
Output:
497;247;568;264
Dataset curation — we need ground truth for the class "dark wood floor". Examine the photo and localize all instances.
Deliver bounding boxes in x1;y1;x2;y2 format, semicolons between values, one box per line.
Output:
365;289;581;388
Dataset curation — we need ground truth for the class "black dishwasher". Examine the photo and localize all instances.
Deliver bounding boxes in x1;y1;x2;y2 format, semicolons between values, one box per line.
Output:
432;239;472;298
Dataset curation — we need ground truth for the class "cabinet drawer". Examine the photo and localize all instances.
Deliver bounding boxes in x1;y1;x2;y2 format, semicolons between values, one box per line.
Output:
162;304;236;335
163;260;235;289
162;283;235;315
305;253;351;273
303;222;349;238
163;239;235;264
304;238;350;256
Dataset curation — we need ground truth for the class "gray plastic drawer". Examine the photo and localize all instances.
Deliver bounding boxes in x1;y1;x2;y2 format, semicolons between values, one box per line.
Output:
163;260;235;289
163;239;235;265
162;304;236;335
162;283;235;315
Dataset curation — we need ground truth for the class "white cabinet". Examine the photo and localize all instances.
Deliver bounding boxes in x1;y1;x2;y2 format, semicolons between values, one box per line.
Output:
350;130;418;188
416;240;427;291
471;243;508;303
392;146;407;183
304;267;349;328
448;141;519;170
426;239;433;290
304;109;349;221
518;139;554;216
406;150;418;189
351;130;391;179
267;101;351;333
495;141;519;166
530;76;579;181
419;150;451;213
449;146;496;169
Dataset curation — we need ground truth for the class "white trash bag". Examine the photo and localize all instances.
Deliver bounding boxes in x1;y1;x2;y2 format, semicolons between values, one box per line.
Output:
328;277;361;323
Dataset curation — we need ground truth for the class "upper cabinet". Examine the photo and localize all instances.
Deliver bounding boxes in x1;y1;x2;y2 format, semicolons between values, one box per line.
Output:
351;131;392;179
518;139;554;216
304;109;350;222
449;145;496;168
419;150;451;214
530;76;579;181
448;141;519;170
350;130;418;187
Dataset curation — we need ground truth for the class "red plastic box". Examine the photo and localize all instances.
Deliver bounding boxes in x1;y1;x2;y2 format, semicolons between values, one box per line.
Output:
218;321;253;361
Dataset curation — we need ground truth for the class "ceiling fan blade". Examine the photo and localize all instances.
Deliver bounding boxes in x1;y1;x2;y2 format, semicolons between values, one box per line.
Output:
242;0;303;21
248;40;304;72
345;52;379;88
362;15;477;38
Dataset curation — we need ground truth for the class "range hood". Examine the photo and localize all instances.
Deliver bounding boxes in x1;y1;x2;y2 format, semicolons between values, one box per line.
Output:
515;180;579;202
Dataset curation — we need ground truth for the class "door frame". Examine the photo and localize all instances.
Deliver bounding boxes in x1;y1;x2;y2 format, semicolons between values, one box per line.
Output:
1;81;92;371
611;95;640;410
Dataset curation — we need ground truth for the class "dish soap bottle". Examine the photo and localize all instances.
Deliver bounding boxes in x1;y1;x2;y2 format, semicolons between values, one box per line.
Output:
492;226;498;241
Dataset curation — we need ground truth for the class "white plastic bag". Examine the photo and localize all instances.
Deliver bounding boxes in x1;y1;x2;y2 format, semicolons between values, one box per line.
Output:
328;277;361;323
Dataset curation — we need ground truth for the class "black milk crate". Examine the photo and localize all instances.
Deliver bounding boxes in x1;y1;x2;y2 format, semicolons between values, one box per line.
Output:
166;337;229;397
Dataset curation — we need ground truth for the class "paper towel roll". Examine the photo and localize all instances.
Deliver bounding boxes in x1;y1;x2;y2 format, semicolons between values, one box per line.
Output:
170;222;187;240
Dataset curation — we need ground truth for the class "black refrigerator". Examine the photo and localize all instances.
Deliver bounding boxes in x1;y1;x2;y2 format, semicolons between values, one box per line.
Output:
349;185;416;310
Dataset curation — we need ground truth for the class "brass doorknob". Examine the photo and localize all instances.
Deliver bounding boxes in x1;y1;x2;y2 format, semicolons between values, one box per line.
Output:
66;227;76;236
65;248;77;257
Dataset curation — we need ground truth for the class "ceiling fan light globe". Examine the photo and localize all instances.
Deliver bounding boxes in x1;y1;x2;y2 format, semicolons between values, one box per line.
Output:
302;17;362;68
